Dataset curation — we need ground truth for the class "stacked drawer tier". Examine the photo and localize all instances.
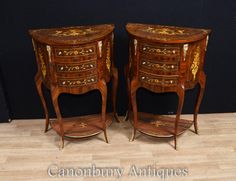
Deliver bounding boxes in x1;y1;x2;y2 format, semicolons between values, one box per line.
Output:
139;43;180;88
52;44;98;88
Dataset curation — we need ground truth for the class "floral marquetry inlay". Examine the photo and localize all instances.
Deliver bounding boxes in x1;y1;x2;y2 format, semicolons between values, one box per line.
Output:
56;62;96;73
190;46;201;80
151;121;166;128
142;45;180;56
56;47;94;57
140;73;177;86
142;27;187;35
51;28;97;37
78;122;87;128
58;76;97;87
141;60;177;71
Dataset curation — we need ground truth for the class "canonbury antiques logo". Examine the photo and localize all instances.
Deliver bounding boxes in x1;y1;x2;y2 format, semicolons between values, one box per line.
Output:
48;164;188;179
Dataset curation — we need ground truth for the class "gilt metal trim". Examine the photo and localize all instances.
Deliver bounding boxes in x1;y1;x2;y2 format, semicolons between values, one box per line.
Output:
46;45;52;62
134;39;138;56
38;47;46;79
205;35;209;51
106;42;111;72
98;41;103;58
190;46;201;80
183;44;189;61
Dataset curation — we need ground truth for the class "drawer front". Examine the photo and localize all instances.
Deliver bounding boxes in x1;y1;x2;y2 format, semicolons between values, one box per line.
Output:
140;44;180;56
53;44;96;59
140;59;178;75
58;76;97;88
139;71;178;86
140;43;180;62
56;60;96;73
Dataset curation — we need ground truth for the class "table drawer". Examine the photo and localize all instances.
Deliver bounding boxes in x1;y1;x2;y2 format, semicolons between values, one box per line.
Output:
58;75;97;88
139;71;178;86
53;44;96;59
55;60;96;73
140;44;180;57
140;59;178;74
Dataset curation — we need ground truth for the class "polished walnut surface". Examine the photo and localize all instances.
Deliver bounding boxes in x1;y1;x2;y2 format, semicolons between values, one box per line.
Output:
29;24;118;149
125;23;211;149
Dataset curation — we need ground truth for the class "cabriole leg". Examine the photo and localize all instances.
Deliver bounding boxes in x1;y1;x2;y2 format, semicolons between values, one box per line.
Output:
130;80;139;141
124;64;131;122
174;85;185;150
98;80;109;143
35;72;50;133
112;67;120;122
51;89;64;149
194;72;206;134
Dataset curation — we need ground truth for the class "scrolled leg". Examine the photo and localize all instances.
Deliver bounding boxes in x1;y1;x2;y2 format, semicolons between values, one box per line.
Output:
98;79;109;143
111;67;120;122
51;89;64;149
130;80;139;141
35;72;50;133
194;72;206;134
124;64;131;122
174;84;185;150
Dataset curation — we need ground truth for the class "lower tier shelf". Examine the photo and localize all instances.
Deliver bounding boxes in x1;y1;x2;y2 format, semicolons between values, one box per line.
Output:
129;112;193;138
50;113;113;138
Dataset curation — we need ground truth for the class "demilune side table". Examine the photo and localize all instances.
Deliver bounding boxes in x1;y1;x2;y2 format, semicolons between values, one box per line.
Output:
29;24;119;149
125;23;211;149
